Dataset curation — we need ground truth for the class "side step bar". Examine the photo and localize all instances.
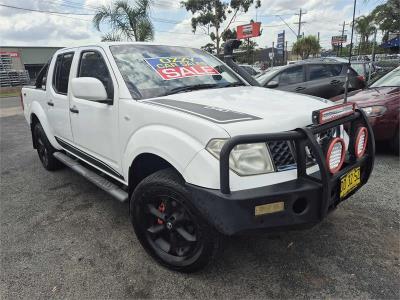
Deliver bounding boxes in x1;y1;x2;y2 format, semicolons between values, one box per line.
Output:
53;152;128;202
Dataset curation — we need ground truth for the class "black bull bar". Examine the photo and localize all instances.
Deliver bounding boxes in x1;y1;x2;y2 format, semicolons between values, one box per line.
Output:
219;109;375;218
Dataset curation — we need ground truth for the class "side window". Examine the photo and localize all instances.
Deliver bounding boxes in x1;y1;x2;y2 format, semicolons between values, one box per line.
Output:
78;51;114;99
328;64;343;76
308;65;333;81
52;53;74;94
276;66;304;86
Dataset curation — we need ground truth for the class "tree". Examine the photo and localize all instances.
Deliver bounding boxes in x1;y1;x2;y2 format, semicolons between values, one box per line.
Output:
354;15;376;53
292;36;320;59
371;0;400;42
239;39;258;52
93;0;154;42
221;28;237;42
181;0;261;56
201;43;216;53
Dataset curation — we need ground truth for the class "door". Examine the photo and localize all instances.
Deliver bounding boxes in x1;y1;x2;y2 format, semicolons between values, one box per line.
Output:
270;65;306;94
306;64;345;98
69;47;121;176
47;51;75;141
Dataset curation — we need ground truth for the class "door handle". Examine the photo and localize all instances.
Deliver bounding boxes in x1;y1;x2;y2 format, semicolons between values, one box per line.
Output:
295;86;306;91
70;106;79;114
330;80;341;85
47;101;54;106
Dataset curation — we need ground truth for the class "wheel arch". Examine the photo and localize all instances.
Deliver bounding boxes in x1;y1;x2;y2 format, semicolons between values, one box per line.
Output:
128;152;183;195
29;102;59;149
122;124;208;192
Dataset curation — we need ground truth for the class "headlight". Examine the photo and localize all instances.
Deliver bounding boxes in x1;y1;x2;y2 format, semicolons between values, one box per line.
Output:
206;139;275;176
362;105;387;117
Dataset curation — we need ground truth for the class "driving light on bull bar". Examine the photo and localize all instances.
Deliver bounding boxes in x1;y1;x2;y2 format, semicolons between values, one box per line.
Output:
206;139;275;176
312;103;355;125
355;127;368;158
326;138;346;174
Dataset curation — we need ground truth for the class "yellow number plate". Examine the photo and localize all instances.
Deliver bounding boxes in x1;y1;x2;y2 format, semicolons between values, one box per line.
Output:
255;201;284;216
340;167;361;199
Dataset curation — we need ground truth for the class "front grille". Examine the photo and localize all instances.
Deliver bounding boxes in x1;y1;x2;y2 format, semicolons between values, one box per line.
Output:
267;127;340;171
267;141;296;171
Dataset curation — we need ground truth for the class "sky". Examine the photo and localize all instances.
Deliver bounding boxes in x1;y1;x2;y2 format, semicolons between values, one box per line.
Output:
0;0;385;51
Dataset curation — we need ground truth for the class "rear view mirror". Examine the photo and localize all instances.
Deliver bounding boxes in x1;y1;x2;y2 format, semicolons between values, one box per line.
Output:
71;77;110;103
266;80;279;88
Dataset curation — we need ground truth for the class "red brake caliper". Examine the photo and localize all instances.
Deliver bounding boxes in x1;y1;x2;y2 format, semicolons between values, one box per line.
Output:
157;202;165;225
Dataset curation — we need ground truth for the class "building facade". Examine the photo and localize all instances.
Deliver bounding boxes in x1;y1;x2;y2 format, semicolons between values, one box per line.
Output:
0;46;62;87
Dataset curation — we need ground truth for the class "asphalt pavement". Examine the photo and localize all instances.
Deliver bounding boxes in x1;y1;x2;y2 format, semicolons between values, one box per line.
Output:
0;97;399;299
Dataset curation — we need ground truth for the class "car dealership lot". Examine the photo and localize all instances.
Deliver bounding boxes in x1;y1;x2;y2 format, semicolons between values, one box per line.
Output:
0;100;399;299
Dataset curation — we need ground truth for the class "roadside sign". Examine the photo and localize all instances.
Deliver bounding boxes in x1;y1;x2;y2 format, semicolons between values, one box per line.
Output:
237;22;261;40
0;51;19;58
331;35;347;45
277;31;285;55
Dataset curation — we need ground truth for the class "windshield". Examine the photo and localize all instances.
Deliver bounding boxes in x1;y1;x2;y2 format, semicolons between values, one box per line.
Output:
351;63;365;75
110;44;244;99
370;67;400;87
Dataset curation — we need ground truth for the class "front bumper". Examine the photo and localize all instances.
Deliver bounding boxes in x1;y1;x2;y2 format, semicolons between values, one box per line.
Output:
187;109;375;235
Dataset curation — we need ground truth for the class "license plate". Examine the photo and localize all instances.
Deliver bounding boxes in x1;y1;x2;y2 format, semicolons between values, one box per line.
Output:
340;167;361;199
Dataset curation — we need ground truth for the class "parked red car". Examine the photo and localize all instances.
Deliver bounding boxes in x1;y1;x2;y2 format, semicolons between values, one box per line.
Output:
332;67;399;154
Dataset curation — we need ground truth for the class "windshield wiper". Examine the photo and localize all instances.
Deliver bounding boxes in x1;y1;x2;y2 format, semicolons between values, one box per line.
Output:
164;83;219;96
221;82;246;87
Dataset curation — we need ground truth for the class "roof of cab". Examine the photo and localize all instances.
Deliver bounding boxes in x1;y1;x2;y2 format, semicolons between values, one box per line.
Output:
55;41;194;53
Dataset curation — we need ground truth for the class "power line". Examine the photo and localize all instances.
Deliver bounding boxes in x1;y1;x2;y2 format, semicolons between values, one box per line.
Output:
39;0;97;12
1;2;326;41
0;3;211;37
0;3;190;26
0;3;93;15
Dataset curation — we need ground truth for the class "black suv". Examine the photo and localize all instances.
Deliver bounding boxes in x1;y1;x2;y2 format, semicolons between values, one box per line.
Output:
256;62;365;99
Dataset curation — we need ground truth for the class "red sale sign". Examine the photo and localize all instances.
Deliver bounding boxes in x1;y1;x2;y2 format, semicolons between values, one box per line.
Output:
237;22;261;40
144;56;220;80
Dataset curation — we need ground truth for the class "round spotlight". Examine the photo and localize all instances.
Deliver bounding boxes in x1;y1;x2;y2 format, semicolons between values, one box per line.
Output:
355;127;368;158
326;138;346;174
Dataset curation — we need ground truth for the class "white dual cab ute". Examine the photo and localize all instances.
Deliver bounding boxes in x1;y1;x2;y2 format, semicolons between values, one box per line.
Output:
21;41;375;272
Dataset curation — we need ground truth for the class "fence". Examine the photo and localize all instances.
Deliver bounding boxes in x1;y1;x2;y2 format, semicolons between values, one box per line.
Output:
0;54;30;87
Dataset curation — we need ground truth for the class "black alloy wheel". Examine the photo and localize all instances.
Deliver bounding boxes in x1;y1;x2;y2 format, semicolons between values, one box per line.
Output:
33;123;63;171
144;194;201;260
131;169;219;272
36;133;49;167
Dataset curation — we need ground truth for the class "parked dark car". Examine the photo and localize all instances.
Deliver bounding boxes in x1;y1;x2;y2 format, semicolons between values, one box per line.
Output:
256;62;365;99
331;66;400;154
238;64;260;76
350;61;380;82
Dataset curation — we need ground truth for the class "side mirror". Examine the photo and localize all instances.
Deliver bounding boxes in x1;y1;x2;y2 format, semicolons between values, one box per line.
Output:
266;80;279;88
71;77;110;103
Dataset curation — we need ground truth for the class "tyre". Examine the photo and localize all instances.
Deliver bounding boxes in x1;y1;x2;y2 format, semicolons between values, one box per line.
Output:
33;122;63;171
130;169;220;273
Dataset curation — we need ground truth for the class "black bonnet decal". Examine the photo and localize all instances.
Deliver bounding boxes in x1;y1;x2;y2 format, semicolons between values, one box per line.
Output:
142;98;262;124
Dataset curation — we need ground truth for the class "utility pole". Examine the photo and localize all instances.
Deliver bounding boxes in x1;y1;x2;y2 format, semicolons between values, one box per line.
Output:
271;42;274;67
317;32;320;57
285;41;288;64
294;8;306;39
